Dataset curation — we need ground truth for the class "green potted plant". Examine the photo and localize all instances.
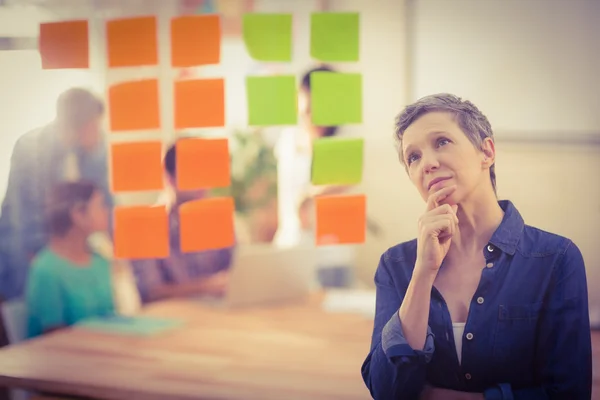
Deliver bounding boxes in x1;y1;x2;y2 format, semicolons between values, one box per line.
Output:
211;128;278;243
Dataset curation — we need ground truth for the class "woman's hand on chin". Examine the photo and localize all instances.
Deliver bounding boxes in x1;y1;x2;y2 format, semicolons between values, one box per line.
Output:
415;185;459;276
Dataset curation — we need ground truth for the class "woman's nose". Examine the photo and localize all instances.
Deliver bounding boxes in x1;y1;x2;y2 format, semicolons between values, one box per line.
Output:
421;151;440;174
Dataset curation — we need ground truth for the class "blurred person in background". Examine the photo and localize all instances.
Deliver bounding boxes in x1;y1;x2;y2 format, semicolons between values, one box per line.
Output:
361;94;591;399
26;181;114;338
0;88;112;300
274;65;356;288
131;141;235;303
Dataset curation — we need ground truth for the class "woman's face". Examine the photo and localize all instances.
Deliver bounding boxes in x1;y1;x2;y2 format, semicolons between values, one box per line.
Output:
298;87;327;141
298;86;311;123
401;112;495;205
73;191;109;235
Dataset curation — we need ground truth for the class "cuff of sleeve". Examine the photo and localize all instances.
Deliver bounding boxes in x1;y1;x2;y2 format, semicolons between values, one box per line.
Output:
484;383;513;400
381;311;435;364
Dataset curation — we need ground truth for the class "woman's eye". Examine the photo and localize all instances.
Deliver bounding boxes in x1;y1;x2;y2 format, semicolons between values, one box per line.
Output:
437;138;451;147
407;153;420;165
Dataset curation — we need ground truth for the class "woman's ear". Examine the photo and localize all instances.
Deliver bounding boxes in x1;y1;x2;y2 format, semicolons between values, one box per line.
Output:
481;137;496;168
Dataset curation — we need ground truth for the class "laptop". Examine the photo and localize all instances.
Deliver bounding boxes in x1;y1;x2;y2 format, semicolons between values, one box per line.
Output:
200;244;317;308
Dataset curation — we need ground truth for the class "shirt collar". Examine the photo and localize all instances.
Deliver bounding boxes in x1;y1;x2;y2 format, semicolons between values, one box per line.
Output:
488;200;524;255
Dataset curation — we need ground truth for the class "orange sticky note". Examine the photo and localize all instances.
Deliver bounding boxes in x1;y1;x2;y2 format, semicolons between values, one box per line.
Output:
106;16;158;67
176;138;230;190
108;79;160;131
179;197;235;252
114;205;169;259
174;79;225;129
39;20;89;69
171;15;221;67
110;141;163;192
315;195;366;245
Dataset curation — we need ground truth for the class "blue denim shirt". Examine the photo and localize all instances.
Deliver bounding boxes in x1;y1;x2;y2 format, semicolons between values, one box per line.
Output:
0;124;112;299
361;200;592;400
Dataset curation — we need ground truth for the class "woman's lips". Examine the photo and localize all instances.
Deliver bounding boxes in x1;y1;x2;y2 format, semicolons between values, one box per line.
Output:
428;177;451;191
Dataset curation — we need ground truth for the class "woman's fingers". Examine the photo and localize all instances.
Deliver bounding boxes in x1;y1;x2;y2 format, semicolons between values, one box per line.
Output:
419;204;459;227
426;185;457;212
419;214;457;239
424;203;459;220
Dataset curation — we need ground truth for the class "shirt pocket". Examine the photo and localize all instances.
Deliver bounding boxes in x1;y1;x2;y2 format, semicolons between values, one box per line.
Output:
492;302;544;377
498;302;544;321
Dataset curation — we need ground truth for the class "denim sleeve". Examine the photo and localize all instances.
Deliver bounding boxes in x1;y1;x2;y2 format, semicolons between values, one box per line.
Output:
485;241;592;400
361;253;434;400
381;311;435;362
130;258;165;303
215;245;235;273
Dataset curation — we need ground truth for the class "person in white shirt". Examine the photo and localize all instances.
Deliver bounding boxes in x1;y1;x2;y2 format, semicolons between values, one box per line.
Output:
274;65;356;288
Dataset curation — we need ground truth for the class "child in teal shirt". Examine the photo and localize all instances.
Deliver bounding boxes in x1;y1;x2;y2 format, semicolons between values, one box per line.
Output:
26;180;115;338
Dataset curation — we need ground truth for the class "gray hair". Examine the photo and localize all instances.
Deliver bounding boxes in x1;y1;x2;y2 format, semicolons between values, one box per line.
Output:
394;93;497;194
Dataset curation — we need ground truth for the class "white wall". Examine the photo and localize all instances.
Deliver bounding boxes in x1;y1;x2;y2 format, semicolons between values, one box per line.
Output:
410;0;600;136
497;143;600;320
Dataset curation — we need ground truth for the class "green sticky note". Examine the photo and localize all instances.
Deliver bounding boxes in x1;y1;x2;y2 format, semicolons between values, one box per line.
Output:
311;13;359;62
246;75;297;126
77;315;183;336
312;137;364;185
311;72;362;125
243;13;292;61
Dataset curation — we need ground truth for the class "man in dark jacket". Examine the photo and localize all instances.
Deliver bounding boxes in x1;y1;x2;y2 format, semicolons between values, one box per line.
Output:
0;88;112;299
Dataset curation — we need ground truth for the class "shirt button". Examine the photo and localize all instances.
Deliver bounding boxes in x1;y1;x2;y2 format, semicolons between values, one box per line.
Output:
486;262;494;268
465;373;472;380
487;244;495;252
477;297;484;304
466;332;474;340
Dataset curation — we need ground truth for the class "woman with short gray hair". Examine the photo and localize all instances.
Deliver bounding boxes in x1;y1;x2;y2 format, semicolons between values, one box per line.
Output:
361;94;591;399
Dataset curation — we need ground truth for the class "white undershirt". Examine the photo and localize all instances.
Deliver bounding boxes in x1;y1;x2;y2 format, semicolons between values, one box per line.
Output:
452;322;466;364
62;150;80;181
273;127;311;248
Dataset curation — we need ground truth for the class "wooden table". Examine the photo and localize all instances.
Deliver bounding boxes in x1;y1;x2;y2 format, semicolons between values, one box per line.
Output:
0;294;373;400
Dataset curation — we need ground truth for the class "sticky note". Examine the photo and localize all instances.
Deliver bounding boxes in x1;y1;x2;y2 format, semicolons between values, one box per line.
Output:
39;20;89;69
108;79;160;131
310;13;359;62
176;138;230;190
179;197;235;253
246;75;297;126
171;15;220;67
77;315;183;336
312;137;364;185
243;13;292;61
110;141;163;192
174;79;225;129
106;16;158;67
114;205;169;259
311;72;362;125
315;195;366;245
